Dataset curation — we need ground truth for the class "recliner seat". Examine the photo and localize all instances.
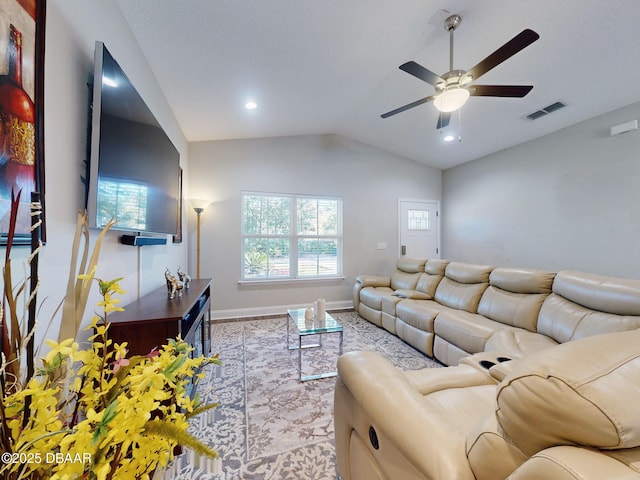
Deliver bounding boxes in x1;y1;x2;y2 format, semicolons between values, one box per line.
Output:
335;330;640;480
354;257;426;327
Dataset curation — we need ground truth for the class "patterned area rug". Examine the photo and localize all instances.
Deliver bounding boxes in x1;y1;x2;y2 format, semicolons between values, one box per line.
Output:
165;311;441;479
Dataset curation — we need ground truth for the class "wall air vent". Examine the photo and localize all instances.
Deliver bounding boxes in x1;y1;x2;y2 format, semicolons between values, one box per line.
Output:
525;101;567;120
526;110;548;120
543;101;566;113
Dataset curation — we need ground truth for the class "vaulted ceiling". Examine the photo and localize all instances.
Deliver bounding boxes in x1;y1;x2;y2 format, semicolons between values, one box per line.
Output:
116;0;640;169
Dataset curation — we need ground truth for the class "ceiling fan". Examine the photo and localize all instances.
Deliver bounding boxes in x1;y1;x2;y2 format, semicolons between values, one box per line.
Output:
381;14;539;129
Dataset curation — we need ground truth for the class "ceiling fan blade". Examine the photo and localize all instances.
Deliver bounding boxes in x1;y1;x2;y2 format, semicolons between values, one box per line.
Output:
471;85;533;97
464;29;539;82
399;61;445;87
381;95;436;118
436;112;451;129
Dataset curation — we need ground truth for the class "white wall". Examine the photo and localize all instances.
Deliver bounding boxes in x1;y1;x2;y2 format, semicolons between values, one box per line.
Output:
188;134;441;317
7;0;189;340
442;101;640;278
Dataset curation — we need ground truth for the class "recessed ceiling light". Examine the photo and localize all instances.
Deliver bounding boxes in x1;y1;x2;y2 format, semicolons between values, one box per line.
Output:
245;101;257;110
443;135;455;142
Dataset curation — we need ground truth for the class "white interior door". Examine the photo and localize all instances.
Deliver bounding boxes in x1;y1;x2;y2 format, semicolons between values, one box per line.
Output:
398;199;440;259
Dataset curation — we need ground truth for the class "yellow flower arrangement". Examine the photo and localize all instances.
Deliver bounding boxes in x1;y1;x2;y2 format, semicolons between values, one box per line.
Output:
0;195;220;480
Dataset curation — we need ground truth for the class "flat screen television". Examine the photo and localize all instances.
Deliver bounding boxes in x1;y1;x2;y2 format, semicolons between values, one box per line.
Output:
87;41;179;239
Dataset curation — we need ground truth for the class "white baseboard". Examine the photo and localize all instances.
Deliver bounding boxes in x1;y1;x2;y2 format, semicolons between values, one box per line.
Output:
212;300;354;321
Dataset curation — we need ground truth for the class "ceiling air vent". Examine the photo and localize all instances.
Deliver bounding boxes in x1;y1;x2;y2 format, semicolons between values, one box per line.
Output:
525;101;567;120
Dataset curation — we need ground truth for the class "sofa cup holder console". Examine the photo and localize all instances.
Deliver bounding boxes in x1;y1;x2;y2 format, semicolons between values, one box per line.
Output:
479;360;496;369
478;356;511;370
368;426;379;450
461;352;513;372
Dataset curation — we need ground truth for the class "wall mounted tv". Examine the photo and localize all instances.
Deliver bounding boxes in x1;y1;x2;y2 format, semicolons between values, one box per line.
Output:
87;41;179;240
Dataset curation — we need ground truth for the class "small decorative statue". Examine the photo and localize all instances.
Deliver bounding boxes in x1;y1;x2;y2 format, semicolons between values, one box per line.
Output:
165;268;184;299
177;266;191;289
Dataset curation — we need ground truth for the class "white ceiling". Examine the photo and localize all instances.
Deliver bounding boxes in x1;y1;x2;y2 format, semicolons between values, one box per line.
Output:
115;0;640;170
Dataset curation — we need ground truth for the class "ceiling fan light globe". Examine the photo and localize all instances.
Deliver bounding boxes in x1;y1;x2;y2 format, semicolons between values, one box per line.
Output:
434;88;470;112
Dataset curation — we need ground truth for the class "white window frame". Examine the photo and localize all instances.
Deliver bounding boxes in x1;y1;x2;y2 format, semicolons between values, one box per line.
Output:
241;191;343;282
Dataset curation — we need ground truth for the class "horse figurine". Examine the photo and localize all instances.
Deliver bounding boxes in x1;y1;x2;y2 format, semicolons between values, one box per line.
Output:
165;268;184;299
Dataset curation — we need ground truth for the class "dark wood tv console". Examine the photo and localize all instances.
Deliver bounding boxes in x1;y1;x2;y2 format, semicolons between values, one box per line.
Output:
106;278;212;359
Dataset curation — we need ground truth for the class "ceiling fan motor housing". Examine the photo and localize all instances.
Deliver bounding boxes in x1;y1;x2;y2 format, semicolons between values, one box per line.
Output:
436;70;471;92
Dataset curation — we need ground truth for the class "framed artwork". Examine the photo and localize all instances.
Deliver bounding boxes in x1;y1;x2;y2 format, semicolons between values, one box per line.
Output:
173;167;183;243
0;0;46;245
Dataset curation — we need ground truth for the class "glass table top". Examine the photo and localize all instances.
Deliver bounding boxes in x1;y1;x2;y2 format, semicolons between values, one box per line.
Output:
287;308;343;335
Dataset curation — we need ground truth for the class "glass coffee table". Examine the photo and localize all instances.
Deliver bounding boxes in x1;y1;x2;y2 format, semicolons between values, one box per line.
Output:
287;308;344;382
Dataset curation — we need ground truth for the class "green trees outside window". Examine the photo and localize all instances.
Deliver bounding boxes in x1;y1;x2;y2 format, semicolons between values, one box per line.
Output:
242;192;342;280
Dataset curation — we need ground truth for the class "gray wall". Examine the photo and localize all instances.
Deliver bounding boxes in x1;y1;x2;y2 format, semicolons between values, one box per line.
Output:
21;0;189;337
188;134;441;318
442;101;640;278
44;0;640;326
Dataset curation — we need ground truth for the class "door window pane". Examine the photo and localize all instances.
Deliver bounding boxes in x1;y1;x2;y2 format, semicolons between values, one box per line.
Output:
408;209;430;231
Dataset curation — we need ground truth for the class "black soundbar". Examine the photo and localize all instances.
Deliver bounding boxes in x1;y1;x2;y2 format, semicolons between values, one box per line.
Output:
120;234;167;246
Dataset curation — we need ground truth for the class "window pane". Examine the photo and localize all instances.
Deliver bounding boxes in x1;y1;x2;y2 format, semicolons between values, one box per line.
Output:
244;238;268;278
242;192;341;280
244;238;290;279
265;238;290;277
297;198;338;235
243;195;261;235
318;199;338;235
297;198;317;235
265;196;291;235
298;238;338;276
243;195;291;235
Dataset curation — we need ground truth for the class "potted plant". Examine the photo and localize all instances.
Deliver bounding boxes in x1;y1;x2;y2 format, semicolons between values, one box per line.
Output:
0;192;220;479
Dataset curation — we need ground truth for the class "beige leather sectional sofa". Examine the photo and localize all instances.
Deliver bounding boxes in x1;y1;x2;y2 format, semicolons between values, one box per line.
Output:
335;330;640;479
353;257;640;365
337;258;640;479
